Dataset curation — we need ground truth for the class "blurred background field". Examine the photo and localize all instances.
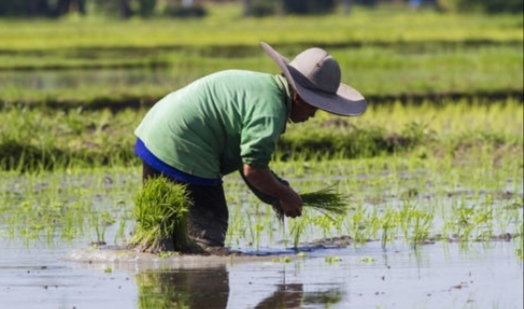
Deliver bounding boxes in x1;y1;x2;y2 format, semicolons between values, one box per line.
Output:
0;0;522;107
0;0;522;172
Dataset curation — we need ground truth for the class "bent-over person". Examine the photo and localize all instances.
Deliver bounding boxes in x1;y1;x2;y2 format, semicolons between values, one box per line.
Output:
134;42;367;254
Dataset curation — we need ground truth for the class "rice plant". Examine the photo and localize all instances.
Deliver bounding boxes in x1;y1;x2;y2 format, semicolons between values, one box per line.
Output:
127;177;194;253
301;186;348;216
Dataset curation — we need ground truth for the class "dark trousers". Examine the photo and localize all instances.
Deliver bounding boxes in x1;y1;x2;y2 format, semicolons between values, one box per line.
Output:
141;161;229;247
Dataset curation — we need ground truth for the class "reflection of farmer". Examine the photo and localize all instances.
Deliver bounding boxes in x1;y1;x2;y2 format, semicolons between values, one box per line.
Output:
134;42;367;253
136;266;229;309
255;283;304;309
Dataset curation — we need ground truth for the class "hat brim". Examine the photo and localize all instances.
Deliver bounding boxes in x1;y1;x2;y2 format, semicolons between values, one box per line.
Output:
261;42;367;116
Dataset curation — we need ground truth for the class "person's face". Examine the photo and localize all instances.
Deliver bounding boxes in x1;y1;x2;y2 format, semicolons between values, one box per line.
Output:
289;93;318;123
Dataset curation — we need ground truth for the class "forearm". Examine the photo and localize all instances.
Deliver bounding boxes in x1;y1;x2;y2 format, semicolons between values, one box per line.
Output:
242;164;288;199
242;164;303;218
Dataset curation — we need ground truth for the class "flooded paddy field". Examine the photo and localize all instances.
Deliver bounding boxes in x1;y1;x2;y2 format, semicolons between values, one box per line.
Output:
0;6;522;308
2;237;522;309
1;154;522;309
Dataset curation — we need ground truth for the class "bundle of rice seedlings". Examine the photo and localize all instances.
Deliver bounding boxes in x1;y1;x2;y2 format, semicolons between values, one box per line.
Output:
300;186;348;216
272;185;348;221
128;176;193;253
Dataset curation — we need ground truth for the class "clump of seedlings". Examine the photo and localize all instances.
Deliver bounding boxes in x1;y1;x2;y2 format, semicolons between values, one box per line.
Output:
301;186;347;216
127;176;194;253
277;186;348;249
273;186;348;221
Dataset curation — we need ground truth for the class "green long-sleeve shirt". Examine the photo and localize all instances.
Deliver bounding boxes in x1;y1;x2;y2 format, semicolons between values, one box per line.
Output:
134;70;292;179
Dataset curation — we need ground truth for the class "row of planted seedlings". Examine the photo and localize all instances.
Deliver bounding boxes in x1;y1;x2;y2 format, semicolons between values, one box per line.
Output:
223;149;523;256
1;97;522;172
0;166;139;247
2;43;522;106
0;98;522;255
0;147;522;257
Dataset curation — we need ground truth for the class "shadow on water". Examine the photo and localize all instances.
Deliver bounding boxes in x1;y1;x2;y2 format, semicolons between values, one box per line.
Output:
135;265;344;309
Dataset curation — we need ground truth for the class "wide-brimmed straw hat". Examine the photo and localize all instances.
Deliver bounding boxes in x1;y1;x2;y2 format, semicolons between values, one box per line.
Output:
261;42;367;116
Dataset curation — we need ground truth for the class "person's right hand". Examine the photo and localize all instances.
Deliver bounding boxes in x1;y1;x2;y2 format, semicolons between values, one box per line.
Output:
277;186;303;218
241;164;303;218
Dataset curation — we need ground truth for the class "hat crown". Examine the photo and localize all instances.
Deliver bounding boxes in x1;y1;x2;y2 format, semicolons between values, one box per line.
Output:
290;48;341;94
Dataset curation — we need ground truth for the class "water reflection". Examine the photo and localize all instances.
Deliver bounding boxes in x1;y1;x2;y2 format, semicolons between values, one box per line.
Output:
255;283;343;309
135;266;344;309
136;267;229;309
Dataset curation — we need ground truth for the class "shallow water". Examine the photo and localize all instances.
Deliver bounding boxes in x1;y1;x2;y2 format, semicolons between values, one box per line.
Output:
1;237;522;309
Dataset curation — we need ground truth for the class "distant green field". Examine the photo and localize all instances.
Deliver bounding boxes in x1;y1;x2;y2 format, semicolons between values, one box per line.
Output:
0;43;521;107
1;6;522;51
0;5;522;106
0;4;522;172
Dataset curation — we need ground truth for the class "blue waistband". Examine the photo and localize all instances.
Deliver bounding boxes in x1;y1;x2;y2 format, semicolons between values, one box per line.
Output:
134;138;222;186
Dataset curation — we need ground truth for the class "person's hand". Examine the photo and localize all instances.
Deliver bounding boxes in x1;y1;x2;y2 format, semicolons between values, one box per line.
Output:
277;186;303;218
241;164;302;218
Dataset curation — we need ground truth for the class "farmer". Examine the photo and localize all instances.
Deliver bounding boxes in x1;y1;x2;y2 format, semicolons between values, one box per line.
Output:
134;42;367;253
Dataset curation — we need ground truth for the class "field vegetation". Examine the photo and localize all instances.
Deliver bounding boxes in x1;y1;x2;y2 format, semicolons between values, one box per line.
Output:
0;5;522;106
0;97;521;171
0;3;522;255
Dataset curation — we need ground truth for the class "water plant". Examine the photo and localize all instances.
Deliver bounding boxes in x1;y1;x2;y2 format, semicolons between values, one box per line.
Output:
127;176;193;253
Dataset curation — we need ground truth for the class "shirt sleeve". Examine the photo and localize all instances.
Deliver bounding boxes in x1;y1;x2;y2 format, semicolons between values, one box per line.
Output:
240;115;283;168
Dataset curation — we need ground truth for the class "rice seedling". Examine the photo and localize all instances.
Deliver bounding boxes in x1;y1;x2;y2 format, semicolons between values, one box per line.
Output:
515;222;524;260
300;186;348;217
289;213;310;249
380;208;397;249
347;205;369;245
127;176;194;253
1;39;522;106
0;149;521;256
2;7;521;53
